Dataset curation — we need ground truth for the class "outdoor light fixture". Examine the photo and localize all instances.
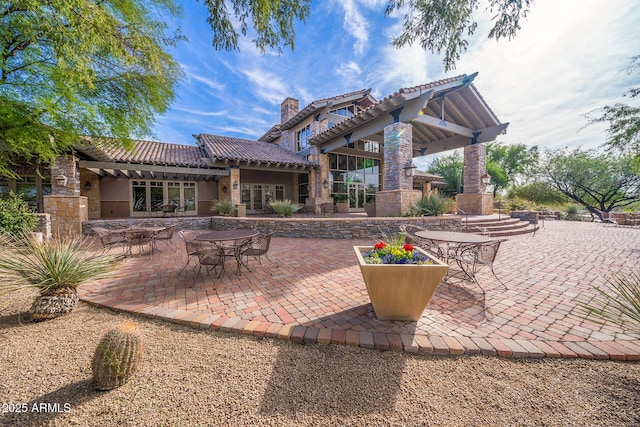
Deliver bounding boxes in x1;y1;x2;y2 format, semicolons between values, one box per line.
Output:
481;172;491;186
322;179;329;189
404;162;417;177
54;174;68;187
84;181;92;191
232;181;238;190
222;185;228;193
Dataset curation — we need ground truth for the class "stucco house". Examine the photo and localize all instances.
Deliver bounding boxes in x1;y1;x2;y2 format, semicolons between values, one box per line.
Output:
1;73;507;232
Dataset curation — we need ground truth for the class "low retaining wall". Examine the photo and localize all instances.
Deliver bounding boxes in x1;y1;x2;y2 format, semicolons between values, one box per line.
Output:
83;215;462;239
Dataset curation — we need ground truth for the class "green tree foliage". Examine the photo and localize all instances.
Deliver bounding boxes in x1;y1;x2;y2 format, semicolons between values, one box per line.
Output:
202;0;310;52
542;149;640;220
485;142;539;195
507;182;567;206
385;0;533;71
585;56;640;159
427;151;463;196
0;0;184;176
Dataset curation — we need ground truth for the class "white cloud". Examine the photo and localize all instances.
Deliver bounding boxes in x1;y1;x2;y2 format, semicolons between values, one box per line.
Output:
240;68;289;105
172;107;229;117
183;67;226;91
329;0;370;55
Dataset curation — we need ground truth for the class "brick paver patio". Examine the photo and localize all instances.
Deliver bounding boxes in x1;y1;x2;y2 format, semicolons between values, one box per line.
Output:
79;220;640;359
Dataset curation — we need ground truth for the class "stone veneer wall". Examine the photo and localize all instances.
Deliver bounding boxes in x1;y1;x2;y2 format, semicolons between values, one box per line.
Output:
35;213;52;240
82;216;462;239
44;196;88;237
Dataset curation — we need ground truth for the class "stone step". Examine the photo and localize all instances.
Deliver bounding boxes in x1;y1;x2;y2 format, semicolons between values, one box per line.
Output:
457;215;538;237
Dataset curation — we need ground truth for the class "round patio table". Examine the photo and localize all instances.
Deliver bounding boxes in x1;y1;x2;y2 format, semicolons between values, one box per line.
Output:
195;229;259;242
415;230;491;244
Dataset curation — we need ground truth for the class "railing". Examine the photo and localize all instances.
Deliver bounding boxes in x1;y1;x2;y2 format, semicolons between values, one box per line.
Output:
452;203;470;230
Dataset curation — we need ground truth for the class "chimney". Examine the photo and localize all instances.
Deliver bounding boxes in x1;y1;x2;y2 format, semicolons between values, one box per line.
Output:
280;97;299;124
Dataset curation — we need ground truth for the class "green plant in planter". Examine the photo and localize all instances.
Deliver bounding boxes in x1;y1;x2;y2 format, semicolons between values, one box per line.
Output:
269;200;301;217
211;199;234;216
333;193;348;203
0;235;115;321
565;204;580;220
0;192;38;236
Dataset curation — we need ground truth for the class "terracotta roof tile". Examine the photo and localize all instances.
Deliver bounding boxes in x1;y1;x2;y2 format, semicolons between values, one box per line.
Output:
197;134;315;167
79;140;209;167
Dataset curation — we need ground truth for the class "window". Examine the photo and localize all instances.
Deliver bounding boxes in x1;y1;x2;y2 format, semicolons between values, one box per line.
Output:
330;105;360;118
328;153;380;209
296;125;311;151
241;184;287;212
131;180;197;216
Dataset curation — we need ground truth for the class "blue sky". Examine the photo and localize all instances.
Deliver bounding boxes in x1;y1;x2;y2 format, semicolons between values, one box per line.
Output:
153;0;640;169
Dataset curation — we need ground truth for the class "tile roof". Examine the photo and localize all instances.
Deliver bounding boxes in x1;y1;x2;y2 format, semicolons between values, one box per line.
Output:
197;134;315;168
78;139;209;167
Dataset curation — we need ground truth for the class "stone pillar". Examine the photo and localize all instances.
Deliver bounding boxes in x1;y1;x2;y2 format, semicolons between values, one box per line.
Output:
423;181;432;195
229;166;241;206
281;97;299;123
455;144;493;214
44;155;88;236
80;169;101;219
306;120;331;206
376;122;422;216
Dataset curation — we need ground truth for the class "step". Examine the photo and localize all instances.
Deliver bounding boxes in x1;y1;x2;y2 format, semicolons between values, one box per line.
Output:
456;215;538;237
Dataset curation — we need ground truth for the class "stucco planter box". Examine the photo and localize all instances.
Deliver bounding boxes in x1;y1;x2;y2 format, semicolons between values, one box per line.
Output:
353;246;449;321
335;202;349;213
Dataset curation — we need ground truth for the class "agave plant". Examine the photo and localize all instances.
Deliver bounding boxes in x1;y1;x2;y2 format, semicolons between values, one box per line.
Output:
0;234;116;322
269;200;301;217
578;270;640;332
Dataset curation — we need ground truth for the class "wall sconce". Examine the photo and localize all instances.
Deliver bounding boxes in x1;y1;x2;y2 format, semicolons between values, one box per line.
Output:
322;179;329;189
84;181;92;191
54;174;68;187
222;185;228;193
404;162;417;177
232;181;238;190
481;172;491;187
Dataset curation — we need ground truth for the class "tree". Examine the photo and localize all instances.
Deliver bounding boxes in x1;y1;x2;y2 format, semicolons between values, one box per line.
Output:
486;142;540;195
202;0;311;52
542;149;640;220
0;0;183;176
427;151;463;196
385;0;533;71
585;55;640;168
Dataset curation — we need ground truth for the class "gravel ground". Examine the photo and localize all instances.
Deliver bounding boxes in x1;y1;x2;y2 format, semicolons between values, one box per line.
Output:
1;289;639;427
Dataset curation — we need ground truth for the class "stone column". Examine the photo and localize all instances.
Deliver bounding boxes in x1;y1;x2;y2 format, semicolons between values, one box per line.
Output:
455;144;493;214
375;122;422;216
43;155;88;237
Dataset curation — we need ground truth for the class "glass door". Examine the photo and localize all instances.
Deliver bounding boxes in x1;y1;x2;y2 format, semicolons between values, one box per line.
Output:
348;183;365;210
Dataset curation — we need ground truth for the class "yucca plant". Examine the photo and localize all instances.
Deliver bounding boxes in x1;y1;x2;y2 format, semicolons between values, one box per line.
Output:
578;270;640;332
269;200;301;217
409;194;452;216
0;234;116;322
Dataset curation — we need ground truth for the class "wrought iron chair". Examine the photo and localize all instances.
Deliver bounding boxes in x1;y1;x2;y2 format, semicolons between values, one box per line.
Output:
155;224;177;249
242;231;277;268
399;224;445;259
178;230;200;274
161;204;178;217
192;240;228;279
448;239;507;293
122;228;155;258
92;227;125;254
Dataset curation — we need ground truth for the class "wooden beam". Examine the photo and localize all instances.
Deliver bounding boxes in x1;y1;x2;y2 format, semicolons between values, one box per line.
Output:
78;161;228;177
412;115;475;138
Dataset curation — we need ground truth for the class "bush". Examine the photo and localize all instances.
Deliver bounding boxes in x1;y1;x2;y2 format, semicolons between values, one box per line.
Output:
508;182;567;205
409;194;452;216
566;204;580;215
0;192;38;236
269;200;301;217
211;199;234;215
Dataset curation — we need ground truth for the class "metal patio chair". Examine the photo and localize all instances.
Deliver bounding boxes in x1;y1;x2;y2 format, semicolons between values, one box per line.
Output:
242;231;278;268
92;227;125;254
448;238;507;294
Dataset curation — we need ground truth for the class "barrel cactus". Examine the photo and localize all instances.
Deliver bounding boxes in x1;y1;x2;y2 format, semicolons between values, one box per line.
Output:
92;321;144;391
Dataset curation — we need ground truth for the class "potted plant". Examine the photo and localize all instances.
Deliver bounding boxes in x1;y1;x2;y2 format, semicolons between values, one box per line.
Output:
353;231;449;321
333;193;349;213
0;235;115;322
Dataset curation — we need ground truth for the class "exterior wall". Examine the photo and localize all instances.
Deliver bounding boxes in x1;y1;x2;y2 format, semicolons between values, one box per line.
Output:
79;169;101;219
240;169;298;200
100;176;129;218
50;155;80;196
83;215;461;239
375;189;422;217
197;180;217;215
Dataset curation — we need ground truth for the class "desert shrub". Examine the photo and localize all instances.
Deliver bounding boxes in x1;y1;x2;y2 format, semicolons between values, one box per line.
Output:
409;194;452;216
579;270;640;332
269;200;301;217
0;192;38;236
508;182;567;205
211;199;234;215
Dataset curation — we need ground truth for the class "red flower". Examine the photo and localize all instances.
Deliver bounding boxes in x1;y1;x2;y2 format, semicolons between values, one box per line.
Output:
403;244;414;251
374;242;386;250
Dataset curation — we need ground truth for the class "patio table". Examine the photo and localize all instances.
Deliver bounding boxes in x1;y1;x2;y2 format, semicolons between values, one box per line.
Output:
195;230;260;275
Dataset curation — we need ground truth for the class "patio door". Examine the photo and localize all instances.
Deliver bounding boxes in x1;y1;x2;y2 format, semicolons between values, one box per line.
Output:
131;180;197;216
241;184;285;213
348;182;365;210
